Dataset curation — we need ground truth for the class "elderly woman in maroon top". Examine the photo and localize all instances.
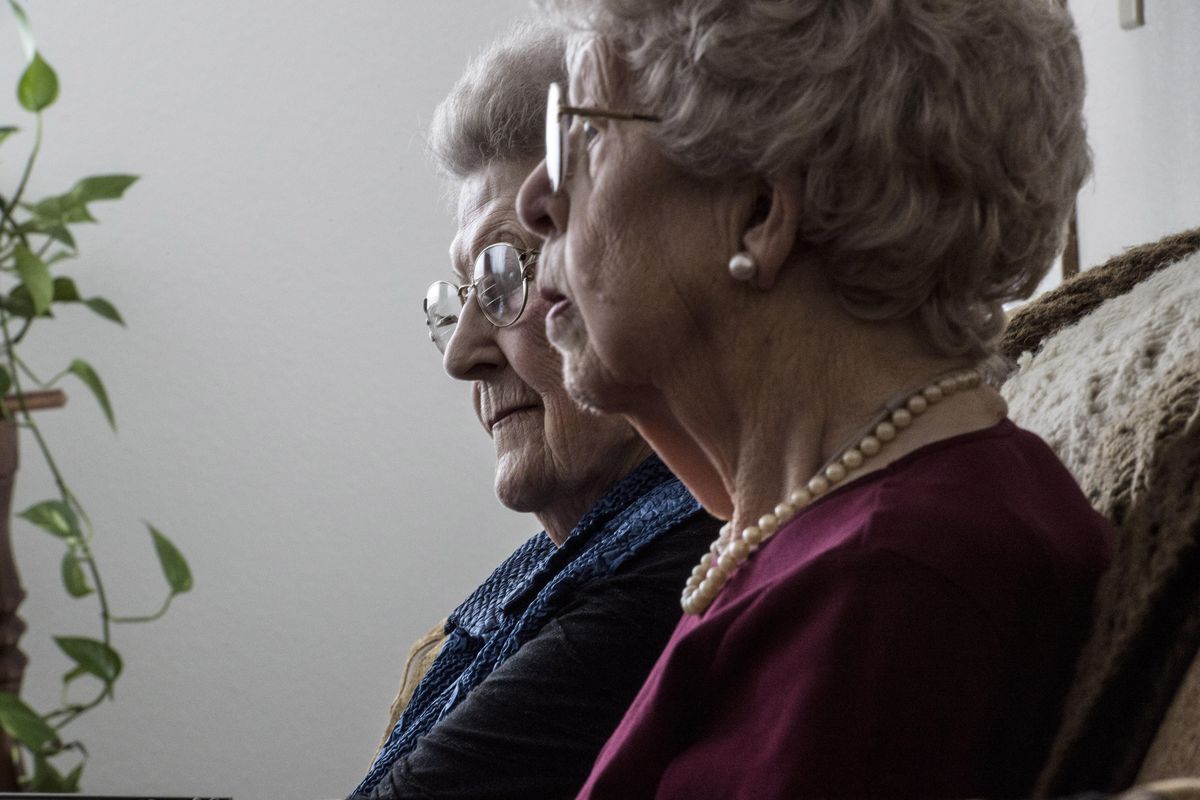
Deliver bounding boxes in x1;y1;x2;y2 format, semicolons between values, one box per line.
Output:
515;1;1115;798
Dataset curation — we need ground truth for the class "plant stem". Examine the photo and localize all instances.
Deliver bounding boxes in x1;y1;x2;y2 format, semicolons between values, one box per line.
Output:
12;352;46;387
8;317;31;347
44;688;106;730
111;592;174;624
0;113;41;238
0;305;113;664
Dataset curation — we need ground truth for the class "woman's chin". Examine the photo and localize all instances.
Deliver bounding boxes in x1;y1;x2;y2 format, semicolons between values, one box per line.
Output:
559;351;636;417
492;456;547;515
547;302;647;414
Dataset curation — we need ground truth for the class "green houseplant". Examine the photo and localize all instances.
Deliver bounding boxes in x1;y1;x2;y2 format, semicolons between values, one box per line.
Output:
0;2;192;791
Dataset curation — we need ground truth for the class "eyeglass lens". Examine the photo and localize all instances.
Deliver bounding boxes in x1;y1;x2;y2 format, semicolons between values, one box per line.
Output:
424;281;460;354
474;244;527;326
423;244;531;353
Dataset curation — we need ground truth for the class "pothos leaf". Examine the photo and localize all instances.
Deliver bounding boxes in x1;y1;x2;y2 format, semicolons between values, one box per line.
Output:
0;691;58;752
24;195;96;224
47;279;125;325
16;217;77;250
18;499;79;539
13;245;53;315
148;524;193;595
71;174;138;204
62;665;87;686
61;550;92;598
68;359;115;430
7;1;35;61
62;762;84;792
17;51;58;112
53;636;122;685
84;297;124;326
28;754;73;792
52;276;81;302
1;285;41;319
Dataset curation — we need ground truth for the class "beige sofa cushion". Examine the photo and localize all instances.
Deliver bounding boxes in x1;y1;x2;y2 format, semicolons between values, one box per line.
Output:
1000;235;1200;794
1140;648;1200;783
1003;248;1200;480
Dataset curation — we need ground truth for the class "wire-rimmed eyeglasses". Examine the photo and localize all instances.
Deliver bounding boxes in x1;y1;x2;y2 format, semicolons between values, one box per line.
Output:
423;243;539;353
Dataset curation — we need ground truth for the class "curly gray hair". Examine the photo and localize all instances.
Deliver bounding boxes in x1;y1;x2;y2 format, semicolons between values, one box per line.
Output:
429;21;566;181
547;0;1092;357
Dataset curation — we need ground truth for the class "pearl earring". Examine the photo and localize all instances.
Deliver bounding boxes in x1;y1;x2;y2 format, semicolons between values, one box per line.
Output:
728;252;756;282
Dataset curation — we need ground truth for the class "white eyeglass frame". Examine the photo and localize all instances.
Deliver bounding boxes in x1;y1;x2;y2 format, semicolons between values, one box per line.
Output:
545;82;660;193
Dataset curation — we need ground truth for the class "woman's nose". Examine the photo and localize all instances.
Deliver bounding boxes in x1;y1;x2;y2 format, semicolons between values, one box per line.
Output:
517;158;562;242
443;293;505;381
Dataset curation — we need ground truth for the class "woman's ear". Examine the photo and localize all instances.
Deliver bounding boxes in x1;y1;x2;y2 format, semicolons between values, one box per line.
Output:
740;175;803;290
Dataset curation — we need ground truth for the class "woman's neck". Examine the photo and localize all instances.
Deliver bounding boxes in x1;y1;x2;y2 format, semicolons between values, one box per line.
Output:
533;439;655;545
625;296;1006;535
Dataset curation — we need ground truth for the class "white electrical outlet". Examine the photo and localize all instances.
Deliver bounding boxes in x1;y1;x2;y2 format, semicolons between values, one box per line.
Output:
1119;0;1145;30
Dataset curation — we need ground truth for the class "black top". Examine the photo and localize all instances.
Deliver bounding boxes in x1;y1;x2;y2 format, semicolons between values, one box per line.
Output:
365;514;714;798
353;458;718;800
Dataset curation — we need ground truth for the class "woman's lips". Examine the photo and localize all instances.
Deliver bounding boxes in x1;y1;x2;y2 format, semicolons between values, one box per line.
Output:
490;405;539;430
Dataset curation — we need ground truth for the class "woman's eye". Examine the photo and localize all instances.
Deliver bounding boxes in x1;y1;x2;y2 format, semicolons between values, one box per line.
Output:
583;120;599;146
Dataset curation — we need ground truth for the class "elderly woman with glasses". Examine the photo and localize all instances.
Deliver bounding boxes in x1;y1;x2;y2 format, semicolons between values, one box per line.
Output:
349;22;717;800
516;1;1116;798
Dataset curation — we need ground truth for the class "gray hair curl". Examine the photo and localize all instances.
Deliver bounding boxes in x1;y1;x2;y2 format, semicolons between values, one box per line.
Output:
429;21;566;181
548;0;1092;357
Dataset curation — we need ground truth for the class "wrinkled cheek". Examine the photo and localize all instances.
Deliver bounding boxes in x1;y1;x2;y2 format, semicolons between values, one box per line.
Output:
570;213;631;334
567;201;611;289
557;194;664;403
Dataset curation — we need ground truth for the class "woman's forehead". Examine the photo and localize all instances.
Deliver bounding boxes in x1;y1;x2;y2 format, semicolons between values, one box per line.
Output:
449;161;533;275
455;160;534;224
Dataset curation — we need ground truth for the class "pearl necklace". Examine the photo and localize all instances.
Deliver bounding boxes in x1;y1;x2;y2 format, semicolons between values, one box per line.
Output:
681;368;983;615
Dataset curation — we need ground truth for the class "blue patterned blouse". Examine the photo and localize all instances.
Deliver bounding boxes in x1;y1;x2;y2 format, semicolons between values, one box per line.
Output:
353;455;702;796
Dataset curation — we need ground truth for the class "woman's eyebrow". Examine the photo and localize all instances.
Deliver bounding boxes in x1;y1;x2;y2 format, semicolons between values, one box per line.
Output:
466;220;524;264
450;219;508;281
446;235;470;283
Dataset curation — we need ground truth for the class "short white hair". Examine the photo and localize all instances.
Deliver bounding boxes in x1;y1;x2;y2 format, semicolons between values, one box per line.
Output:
429;21;565;181
547;0;1092;357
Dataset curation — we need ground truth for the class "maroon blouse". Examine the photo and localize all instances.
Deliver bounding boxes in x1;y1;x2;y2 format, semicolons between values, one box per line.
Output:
577;420;1114;800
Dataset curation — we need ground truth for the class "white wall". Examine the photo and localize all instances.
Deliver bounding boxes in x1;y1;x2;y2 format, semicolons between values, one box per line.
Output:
1073;0;1200;269
3;2;532;799
2;2;1198;799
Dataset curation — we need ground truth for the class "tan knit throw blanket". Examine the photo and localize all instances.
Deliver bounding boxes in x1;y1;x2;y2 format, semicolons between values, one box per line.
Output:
1000;228;1200;794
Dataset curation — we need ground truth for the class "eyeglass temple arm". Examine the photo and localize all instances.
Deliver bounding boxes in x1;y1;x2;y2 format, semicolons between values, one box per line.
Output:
559;104;661;123
514;248;538;279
